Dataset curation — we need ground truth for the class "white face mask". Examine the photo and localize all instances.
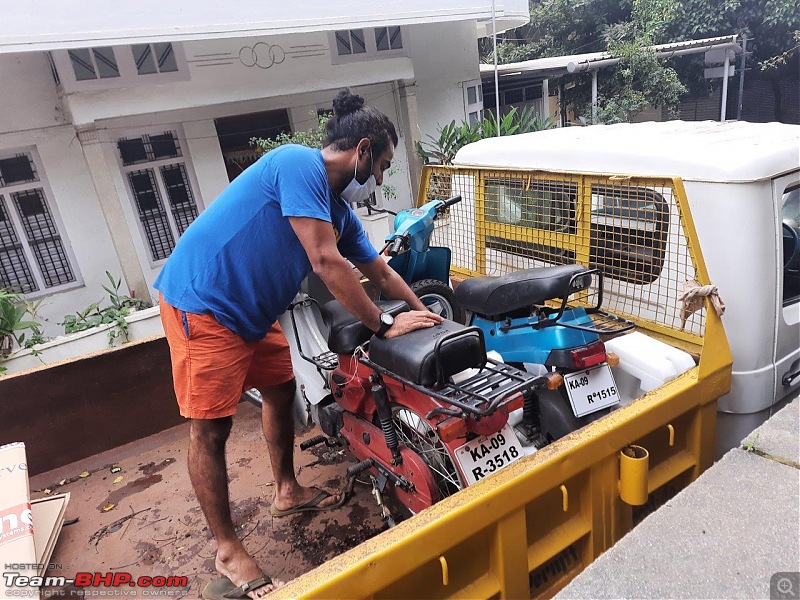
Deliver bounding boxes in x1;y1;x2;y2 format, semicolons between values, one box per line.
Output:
341;148;376;204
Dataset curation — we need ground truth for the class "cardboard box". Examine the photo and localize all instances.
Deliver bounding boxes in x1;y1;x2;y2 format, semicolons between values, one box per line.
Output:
0;442;38;598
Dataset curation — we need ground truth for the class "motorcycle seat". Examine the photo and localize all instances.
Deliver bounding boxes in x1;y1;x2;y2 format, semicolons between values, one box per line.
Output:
455;264;591;317
369;320;486;387
321;300;409;355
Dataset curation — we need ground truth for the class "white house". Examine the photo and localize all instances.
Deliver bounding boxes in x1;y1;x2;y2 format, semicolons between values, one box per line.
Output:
0;1;529;337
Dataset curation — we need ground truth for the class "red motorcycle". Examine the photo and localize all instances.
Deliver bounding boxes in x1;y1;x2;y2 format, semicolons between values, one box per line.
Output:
297;300;560;516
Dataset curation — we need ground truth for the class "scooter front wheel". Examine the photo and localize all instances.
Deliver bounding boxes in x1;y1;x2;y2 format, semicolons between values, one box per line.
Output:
411;279;464;323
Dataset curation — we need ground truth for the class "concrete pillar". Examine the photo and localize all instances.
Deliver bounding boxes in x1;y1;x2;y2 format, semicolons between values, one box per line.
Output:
183;120;229;206
76;125;152;303
397;80;422;204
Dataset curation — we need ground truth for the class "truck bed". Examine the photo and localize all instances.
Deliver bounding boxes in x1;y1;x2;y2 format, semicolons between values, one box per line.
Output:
29;403;388;597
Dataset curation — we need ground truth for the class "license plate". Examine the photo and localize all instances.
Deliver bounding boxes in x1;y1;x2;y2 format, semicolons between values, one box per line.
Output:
564;364;620;417
454;423;524;486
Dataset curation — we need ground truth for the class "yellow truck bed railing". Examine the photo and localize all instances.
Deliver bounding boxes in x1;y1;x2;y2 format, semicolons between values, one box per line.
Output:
273;166;732;599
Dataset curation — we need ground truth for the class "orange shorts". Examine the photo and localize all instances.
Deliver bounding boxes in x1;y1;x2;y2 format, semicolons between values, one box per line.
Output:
160;296;294;419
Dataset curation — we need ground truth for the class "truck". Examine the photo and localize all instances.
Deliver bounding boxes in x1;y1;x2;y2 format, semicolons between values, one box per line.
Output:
268;119;797;598
2;120;796;599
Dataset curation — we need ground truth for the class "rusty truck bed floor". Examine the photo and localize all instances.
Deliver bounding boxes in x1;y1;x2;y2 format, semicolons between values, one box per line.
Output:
29;402;390;597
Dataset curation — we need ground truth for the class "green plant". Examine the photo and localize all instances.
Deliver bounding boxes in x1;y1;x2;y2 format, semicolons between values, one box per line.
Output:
60;272;152;345
415;106;558;166
251;112;330;156
0;289;42;357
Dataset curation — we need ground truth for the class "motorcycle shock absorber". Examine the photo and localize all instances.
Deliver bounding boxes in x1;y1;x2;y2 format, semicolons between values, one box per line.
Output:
521;389;541;438
370;376;403;466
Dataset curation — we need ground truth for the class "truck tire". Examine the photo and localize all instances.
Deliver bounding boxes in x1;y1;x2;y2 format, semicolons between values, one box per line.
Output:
411;279;465;324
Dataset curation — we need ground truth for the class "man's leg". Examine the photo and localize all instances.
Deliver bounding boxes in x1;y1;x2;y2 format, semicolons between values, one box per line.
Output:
189;417;280;597
258;378;343;511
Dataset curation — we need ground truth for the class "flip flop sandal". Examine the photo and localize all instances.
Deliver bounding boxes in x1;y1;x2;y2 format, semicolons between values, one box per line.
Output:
270;488;348;517
201;573;274;599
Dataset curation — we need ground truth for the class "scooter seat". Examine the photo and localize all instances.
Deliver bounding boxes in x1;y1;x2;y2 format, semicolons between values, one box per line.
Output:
321;300;409;355
455;265;590;317
369;320;486;387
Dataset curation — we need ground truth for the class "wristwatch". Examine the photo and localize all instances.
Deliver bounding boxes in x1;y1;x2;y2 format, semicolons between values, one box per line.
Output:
376;312;394;338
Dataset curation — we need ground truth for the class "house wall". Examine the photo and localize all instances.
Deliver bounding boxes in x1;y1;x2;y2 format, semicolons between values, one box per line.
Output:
2;21;482;334
59;33;414;126
0;54;126;337
407;21;482;144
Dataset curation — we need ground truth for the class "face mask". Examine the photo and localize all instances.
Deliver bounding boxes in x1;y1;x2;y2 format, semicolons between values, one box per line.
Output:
341;148;376;204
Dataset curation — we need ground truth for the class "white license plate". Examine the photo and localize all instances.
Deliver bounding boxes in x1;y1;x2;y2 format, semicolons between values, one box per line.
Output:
454;423;524;486
564;364;620;417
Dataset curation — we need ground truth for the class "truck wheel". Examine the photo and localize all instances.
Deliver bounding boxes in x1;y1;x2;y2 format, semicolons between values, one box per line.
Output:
411;279;464;323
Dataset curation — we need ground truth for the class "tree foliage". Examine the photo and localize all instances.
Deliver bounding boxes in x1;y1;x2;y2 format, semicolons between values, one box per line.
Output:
484;0;799;122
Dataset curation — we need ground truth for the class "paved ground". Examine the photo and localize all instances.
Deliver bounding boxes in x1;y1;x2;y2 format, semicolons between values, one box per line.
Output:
30;402;390;597
557;399;800;600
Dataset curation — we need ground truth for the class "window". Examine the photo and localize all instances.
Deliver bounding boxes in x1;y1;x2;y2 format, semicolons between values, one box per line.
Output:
68;47;119;80
0;150;77;294
51;43;187;91
335;30;367;56
589;185;669;284
117;131;200;262
464;81;484;126
131;43;179;75
484;179;668;284
375;27;403;51
330;27;407;63
782;185;800;305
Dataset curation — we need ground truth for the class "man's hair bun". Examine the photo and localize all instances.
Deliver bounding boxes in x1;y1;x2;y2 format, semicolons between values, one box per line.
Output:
332;89;365;117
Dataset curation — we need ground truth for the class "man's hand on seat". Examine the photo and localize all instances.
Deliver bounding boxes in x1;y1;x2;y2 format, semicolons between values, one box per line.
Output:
384;310;443;339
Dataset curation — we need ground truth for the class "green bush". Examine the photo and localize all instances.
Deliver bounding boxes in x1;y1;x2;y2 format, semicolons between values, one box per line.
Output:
415;106;558;166
60;272;152;345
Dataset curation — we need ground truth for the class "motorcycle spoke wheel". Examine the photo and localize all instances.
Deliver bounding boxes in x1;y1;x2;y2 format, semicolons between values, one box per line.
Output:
392;406;464;500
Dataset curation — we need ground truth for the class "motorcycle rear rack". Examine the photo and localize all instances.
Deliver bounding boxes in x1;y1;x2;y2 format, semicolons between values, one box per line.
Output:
359;354;545;419
555;309;635;335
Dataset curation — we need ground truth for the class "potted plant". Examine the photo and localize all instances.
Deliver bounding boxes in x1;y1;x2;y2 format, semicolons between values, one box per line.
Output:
0;289;40;358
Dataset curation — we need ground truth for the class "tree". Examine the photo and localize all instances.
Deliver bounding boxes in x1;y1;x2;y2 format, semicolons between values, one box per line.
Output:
595;0;687;123
483;0;800;122
667;0;800;121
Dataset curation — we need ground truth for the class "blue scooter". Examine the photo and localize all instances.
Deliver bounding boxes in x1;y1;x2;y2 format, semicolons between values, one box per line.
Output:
377;195;463;322
455;266;635;445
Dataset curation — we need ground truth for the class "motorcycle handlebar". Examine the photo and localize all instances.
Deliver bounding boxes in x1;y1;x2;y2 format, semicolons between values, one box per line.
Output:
388;237;405;256
442;195;462;207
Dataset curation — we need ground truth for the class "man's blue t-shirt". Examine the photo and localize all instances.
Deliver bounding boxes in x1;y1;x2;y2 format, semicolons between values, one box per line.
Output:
154;144;379;342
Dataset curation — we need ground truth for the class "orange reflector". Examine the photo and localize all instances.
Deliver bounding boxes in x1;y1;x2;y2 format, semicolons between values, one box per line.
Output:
438;418;467;443
606;352;620;367
546;372;564;390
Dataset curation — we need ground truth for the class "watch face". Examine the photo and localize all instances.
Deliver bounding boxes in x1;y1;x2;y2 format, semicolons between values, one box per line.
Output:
381;313;394;327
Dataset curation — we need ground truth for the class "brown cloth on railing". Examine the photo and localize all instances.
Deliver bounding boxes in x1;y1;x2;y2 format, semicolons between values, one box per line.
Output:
679;279;726;330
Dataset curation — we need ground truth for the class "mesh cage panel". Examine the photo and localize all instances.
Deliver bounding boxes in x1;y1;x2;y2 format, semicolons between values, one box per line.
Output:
423;166;705;342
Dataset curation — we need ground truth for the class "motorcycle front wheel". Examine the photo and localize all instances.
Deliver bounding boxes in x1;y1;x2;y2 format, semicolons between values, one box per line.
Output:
411;278;464;323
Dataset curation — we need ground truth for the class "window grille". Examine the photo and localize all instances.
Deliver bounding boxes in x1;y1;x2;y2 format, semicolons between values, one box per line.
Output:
118;129;199;262
132;43;179;75
375;27;403;51
68;47;119;81
335;30;366;55
0;196;37;293
12;189;75;288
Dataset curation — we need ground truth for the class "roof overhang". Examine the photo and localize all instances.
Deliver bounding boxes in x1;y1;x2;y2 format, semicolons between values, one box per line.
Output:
480;35;742;80
0;0;530;54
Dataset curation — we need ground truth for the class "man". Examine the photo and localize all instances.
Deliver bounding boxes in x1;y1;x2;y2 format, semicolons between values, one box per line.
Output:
155;89;441;599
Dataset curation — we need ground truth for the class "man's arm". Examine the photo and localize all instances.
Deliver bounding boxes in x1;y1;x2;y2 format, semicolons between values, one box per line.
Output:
353;257;427;311
288;217;441;338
